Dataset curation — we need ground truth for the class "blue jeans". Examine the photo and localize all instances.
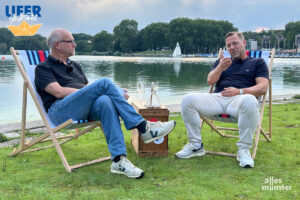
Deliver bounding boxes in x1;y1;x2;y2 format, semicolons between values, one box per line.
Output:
48;78;144;159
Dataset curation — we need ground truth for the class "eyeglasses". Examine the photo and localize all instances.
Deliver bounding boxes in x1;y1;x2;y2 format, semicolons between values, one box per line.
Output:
59;40;76;44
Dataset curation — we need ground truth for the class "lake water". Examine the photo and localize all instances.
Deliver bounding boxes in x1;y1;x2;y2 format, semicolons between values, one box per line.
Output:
0;56;299;125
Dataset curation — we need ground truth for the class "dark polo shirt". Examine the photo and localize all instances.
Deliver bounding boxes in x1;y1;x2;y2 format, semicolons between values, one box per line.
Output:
211;57;269;93
35;55;88;111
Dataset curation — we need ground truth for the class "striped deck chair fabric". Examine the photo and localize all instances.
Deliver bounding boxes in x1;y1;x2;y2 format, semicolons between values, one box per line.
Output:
10;48;111;172
208;50;270;123
18;50;98;129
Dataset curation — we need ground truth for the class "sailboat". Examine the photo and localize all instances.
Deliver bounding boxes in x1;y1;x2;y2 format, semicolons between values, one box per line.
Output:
172;42;182;57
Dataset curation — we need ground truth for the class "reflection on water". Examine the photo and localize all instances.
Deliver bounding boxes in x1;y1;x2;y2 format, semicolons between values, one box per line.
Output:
270;58;300;93
77;57;213;105
0;60;17;81
0;56;300;124
173;61;181;76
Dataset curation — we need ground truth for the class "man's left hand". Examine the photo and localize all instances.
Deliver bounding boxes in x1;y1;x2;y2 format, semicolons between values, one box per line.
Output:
123;88;129;100
221;87;240;97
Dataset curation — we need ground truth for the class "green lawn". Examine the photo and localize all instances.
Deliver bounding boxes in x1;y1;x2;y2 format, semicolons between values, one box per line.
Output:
0;103;299;200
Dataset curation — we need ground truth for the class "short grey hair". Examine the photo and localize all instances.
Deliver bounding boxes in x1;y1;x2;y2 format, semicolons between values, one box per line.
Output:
226;32;245;41
47;29;63;49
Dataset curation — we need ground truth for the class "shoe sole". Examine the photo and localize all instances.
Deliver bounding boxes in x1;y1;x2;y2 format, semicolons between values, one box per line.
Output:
111;170;145;179
176;151;206;159
239;164;254;168
237;157;254;168
143;121;176;144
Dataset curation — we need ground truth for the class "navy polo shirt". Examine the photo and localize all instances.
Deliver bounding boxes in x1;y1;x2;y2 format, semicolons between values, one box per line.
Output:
35;55;88;111
211;57;269;93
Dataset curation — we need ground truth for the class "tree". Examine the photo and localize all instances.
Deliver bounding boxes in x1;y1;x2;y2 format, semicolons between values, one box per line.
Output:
0;28;15;53
71;33;93;54
166;18;236;54
285;21;300;49
75;40;92;53
136;28;147;51
92;31;113;52
218;20;238;49
113;19;139;52
73;33;92;41
138;22;169;51
167;18;194;54
14;34;47;50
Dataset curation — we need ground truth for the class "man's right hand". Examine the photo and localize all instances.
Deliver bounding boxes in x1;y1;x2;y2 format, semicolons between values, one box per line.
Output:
207;54;232;85
218;54;232;71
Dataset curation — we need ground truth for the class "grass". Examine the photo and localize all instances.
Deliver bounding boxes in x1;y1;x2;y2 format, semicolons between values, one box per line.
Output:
0;103;299;199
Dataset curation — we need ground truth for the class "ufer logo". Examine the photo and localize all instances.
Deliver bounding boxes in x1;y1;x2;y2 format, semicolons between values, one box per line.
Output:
5;5;42;36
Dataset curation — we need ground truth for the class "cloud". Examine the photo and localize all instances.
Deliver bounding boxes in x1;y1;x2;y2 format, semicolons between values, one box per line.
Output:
254;27;270;33
1;0;299;36
180;0;217;8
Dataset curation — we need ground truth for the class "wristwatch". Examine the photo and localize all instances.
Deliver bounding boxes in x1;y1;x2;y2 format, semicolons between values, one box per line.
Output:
239;89;244;95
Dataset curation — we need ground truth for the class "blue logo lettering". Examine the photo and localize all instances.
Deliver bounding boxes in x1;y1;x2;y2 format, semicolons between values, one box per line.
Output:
150;131;158;138
5;5;42;17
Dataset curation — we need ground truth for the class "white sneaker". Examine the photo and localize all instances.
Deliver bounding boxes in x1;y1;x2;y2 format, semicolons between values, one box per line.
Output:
237;149;254;168
111;156;145;178
176;143;205;159
141;120;176;144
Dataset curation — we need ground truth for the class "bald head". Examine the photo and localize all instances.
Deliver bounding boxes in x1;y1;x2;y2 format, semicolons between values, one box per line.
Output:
47;28;76;61
47;28;71;49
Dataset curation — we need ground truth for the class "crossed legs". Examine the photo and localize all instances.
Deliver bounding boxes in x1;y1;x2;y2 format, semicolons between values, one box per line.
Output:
48;78;176;177
48;78;144;159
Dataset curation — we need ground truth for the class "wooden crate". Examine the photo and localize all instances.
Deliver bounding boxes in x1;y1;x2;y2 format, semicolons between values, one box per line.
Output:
131;102;169;157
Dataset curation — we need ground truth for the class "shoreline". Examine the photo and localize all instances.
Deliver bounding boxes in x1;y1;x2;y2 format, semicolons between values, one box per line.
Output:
0;94;298;127
1;94;299;148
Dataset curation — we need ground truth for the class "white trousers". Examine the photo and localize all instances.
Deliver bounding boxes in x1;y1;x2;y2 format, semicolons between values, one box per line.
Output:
181;93;259;150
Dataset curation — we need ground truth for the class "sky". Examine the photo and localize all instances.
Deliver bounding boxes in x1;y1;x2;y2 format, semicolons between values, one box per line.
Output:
0;0;299;36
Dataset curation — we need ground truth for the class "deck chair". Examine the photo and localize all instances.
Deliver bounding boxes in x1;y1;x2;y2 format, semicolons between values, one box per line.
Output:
201;48;275;159
9;47;111;172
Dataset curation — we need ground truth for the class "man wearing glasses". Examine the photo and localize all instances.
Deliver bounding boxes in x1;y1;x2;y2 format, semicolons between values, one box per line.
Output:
176;32;269;168
35;28;176;178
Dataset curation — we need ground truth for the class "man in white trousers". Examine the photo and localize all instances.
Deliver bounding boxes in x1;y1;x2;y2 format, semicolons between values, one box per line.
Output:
176;32;269;168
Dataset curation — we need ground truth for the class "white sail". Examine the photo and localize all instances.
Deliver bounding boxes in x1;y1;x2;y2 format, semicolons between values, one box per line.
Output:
172;42;182;57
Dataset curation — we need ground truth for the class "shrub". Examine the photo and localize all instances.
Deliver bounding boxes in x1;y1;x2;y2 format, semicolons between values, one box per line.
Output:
292;94;300;99
0;133;8;142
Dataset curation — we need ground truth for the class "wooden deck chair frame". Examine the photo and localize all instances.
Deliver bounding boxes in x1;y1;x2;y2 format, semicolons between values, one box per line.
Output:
9;47;111;172
201;48;275;159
